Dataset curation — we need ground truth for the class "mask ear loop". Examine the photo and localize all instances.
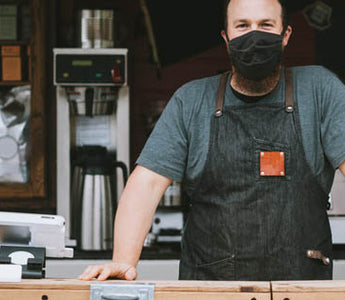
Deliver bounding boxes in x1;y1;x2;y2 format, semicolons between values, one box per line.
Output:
281;23;289;37
225;32;230;43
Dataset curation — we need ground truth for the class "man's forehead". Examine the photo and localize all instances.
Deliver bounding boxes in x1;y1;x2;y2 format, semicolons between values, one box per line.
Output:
233;17;278;24
227;0;282;21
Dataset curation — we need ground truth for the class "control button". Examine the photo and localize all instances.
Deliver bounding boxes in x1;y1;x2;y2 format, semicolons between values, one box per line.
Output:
111;66;123;83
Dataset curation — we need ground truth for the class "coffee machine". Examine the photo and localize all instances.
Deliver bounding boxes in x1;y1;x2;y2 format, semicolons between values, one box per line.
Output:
53;48;129;250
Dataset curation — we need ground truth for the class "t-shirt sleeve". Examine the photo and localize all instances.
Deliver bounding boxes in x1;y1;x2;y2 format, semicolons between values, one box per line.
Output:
320;68;345;169
136;91;188;181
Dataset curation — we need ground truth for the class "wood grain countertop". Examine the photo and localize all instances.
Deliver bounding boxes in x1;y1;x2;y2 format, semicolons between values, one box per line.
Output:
271;280;345;292
0;278;270;291
0;279;271;300
1;279;345;300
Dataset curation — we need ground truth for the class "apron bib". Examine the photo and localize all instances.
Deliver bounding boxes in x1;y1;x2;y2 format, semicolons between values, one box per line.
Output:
179;69;333;281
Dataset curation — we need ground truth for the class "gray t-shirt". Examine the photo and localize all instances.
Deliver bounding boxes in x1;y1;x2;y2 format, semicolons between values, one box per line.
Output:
137;66;345;186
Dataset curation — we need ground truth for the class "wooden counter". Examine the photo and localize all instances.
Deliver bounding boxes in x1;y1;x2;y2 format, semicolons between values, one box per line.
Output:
1;279;345;299
271;280;345;300
0;279;270;300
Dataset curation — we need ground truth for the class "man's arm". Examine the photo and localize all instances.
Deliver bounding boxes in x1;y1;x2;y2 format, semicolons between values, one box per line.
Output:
78;165;172;280
339;160;345;177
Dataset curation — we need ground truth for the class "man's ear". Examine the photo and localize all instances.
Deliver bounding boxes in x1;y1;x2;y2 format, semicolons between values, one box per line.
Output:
282;25;293;47
221;30;230;44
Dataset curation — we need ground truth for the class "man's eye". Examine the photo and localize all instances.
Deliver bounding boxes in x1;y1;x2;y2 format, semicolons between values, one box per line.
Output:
262;23;273;27
237;24;248;28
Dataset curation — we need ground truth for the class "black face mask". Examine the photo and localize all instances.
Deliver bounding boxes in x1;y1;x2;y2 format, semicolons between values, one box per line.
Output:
228;30;284;81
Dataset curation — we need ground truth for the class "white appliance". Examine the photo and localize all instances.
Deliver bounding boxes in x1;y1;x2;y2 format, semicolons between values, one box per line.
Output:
0;211;73;278
53;48;129;247
0;211;73;258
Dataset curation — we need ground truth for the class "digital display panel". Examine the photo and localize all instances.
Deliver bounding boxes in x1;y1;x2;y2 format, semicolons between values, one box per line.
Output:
55;53;126;85
72;60;93;67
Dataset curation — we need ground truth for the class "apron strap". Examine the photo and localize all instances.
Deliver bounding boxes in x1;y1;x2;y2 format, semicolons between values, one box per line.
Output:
285;67;294;113
214;68;294;116
214;72;229;117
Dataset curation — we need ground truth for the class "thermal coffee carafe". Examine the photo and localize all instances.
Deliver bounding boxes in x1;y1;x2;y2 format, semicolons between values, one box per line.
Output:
72;146;128;251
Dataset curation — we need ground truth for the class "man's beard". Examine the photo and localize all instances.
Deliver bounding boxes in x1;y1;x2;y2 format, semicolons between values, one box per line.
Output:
230;62;282;95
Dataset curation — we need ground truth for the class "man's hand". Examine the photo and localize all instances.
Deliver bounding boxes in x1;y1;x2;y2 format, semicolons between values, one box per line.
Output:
78;262;137;281
78;166;171;281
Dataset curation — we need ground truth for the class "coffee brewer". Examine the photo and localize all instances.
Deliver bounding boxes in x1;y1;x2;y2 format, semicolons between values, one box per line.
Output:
53;48;129;250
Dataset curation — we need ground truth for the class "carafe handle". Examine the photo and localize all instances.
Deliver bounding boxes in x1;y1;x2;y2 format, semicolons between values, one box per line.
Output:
85;88;94;117
113;161;128;186
112;161;128;211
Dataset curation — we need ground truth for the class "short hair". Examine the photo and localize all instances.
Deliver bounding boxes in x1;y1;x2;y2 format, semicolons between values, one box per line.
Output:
223;0;289;31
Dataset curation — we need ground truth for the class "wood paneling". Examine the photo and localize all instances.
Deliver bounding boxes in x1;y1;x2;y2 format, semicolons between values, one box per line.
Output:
0;0;48;203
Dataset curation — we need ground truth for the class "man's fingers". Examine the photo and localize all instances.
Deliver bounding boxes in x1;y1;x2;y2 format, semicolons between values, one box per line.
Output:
97;264;128;280
125;267;137;280
97;268;112;281
78;263;137;281
78;265;102;280
78;265;94;279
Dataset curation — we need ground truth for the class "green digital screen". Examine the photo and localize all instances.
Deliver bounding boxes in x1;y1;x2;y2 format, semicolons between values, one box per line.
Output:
72;60;93;67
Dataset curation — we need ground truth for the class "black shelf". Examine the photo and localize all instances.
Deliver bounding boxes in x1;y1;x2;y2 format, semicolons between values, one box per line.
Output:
333;244;345;259
50;243;181;260
0;81;30;86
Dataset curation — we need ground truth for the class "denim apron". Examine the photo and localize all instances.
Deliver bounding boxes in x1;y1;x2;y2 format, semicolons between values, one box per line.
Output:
179;69;334;280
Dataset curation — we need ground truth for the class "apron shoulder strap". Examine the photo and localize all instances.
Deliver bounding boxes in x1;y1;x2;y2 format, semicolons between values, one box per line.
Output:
214;68;294;116
214;72;230;117
285;67;294;113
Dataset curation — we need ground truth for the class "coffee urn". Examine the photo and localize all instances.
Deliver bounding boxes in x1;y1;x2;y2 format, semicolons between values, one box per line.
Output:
72;146;127;250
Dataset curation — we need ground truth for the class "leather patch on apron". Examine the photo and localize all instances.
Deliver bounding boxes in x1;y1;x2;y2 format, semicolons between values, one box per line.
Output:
260;151;285;176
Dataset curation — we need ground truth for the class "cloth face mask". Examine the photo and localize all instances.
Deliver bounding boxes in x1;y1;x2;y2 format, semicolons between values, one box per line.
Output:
228;30;284;81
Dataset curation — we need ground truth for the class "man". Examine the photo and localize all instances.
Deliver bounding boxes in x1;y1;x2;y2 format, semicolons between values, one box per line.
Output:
79;0;345;281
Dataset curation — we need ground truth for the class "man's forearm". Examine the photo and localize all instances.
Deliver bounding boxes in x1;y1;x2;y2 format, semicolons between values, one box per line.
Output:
112;165;172;267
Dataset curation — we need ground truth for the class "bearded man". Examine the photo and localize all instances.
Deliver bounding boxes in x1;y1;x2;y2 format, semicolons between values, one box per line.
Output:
79;0;345;281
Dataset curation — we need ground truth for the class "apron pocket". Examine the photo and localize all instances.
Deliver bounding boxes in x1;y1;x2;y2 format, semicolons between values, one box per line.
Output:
196;255;235;280
254;138;291;181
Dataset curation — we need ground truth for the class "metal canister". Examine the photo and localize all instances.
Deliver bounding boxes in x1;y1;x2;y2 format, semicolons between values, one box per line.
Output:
80;9;114;48
80;10;95;48
160;181;181;206
100;10;114;48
